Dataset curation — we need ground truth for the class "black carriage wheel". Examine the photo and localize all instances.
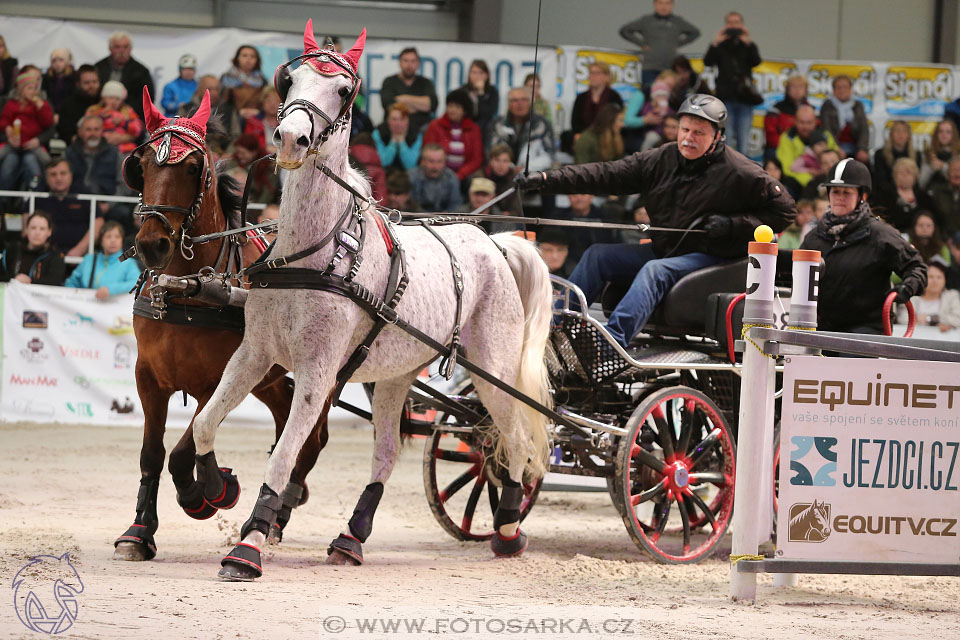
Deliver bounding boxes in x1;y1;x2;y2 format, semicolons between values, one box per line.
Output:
615;386;735;564
422;385;541;541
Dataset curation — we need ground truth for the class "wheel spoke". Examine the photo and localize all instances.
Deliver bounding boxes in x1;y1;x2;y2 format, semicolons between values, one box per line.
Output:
651;405;675;461
689;471;727;486
630;478;666;506
688;427;723;468
487;482;500;515
686;491;717;531
676;495;692;554
630;444;666;473
653;499;671;540
438;463;481;503
460;475;486;532
435;448;483;464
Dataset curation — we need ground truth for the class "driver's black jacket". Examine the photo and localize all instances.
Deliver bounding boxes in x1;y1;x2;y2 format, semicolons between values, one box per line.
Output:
537;141;795;258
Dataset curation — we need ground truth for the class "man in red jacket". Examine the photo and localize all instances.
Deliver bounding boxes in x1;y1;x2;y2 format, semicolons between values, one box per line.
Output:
423;89;483;184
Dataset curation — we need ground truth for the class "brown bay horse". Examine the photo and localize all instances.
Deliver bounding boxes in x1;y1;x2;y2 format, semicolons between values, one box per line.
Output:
113;88;330;561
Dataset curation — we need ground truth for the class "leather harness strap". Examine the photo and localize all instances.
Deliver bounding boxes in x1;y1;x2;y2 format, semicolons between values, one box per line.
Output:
132;295;246;332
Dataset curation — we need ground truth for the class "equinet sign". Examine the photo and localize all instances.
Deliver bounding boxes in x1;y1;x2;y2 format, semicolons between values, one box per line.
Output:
788;500;957;543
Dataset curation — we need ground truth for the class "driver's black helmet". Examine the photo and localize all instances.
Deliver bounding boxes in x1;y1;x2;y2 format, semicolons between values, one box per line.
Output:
677;94;728;131
821;158;872;196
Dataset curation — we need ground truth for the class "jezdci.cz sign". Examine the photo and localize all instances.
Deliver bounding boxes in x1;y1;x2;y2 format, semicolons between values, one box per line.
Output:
778;356;959;564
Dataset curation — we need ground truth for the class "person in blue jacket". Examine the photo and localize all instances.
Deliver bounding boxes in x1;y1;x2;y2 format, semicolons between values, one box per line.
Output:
65;220;141;300
161;54;198;117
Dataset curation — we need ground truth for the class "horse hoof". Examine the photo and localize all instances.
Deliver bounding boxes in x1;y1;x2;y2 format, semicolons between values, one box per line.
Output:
220;542;262;581
207;468;241;510
266;524;283;545
491;529;528;558
325;549;361;566
113;541;150;561
218;563;260;582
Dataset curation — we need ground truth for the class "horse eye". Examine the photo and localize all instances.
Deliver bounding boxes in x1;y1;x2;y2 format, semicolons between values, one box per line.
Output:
338;86;350;97
186;164;200;175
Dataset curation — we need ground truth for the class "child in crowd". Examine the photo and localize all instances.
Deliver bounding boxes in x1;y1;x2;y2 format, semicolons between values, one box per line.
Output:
161;53;198;117
777;198;816;249
85;81;143;154
0;68;54;191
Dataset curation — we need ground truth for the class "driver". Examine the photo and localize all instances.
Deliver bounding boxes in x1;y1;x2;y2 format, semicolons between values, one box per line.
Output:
517;94;795;347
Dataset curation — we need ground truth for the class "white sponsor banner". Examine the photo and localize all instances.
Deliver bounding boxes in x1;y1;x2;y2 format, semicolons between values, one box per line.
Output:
778;356;960;564
1;15;557;133
0;282;369;428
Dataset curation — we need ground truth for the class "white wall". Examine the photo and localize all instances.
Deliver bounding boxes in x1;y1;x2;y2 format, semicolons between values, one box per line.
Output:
499;0;938;63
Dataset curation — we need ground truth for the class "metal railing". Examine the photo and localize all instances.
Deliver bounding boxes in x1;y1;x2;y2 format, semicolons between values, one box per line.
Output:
1;189;267;263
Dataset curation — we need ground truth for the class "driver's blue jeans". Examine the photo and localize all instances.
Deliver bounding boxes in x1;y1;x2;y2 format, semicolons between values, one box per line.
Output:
567;243;727;347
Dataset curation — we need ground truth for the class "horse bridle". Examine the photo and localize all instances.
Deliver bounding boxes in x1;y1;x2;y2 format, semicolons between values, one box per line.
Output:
274;46;361;152
127;122;212;261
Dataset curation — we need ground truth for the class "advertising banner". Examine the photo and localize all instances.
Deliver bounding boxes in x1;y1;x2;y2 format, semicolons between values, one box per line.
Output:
777;356;960;564
0;283;369;428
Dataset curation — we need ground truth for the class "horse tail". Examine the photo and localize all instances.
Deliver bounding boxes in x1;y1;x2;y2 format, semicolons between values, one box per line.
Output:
493;233;553;479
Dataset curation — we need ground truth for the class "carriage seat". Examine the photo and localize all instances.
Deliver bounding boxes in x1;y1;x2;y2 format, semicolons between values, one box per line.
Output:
600;258;749;337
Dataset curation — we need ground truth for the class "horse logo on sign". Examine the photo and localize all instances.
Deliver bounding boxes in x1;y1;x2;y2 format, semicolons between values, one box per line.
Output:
12;552;84;634
787;500;832;543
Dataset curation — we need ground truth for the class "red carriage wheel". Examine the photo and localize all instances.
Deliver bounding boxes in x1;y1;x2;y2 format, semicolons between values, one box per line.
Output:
615;386;735;564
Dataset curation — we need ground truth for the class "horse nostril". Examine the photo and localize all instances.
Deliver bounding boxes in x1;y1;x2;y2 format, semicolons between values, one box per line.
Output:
156;238;171;256
296;135;310;148
273;129;282;145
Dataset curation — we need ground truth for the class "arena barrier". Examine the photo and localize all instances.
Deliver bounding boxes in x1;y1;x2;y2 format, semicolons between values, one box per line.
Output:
0;282;368;427
729;240;960;602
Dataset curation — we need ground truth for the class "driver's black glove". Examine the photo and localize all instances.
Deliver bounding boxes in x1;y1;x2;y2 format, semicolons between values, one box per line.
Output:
892;284;912;304
703;215;734;240
514;171;546;191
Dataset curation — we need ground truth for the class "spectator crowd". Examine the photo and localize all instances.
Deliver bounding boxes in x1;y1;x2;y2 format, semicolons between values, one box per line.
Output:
0;4;959;332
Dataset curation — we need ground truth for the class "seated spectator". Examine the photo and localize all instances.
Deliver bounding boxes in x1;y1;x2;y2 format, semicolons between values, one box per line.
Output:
537;227;572;277
408;144;462;212
457;177;507;231
423;89;483;182
928;157;960;238
636;75;676;150
161;54;198;117
621;85;648;155
224;133;279;204
35;158;102;257
244;87;281;153
379;47;438;137
920;119;960;188
0;35;19;98
763;156;802;200
776;104;838;187
524;73;552;128
94;31;153;120
65;220;140;299
655;114;679;148
459;60;498;136
373;103;422;173
0;69;54;191
0;211;65;285
349;132;386;203
763;73;808;161
777;198;815;249
65;115;118;196
57;64;101;143
897;260;960;331
180;75;240;150
487;88;555;175
790;130;828;177
873;120;922;201
42;48;75;113
819;75;870;163
574;103;625;164
384;170;419;212
799;147;841;200
668;55;711;112
947;233;960;290
552;193;609;263
908;210;950;264
468;143;521;215
571;62;623;136
85;81;143;154
220;45;266;120
874;157;936;232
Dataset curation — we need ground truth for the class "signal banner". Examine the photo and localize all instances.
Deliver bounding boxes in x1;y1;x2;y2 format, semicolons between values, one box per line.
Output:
806;62;877;112
778;356;960;564
884;65;955;117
